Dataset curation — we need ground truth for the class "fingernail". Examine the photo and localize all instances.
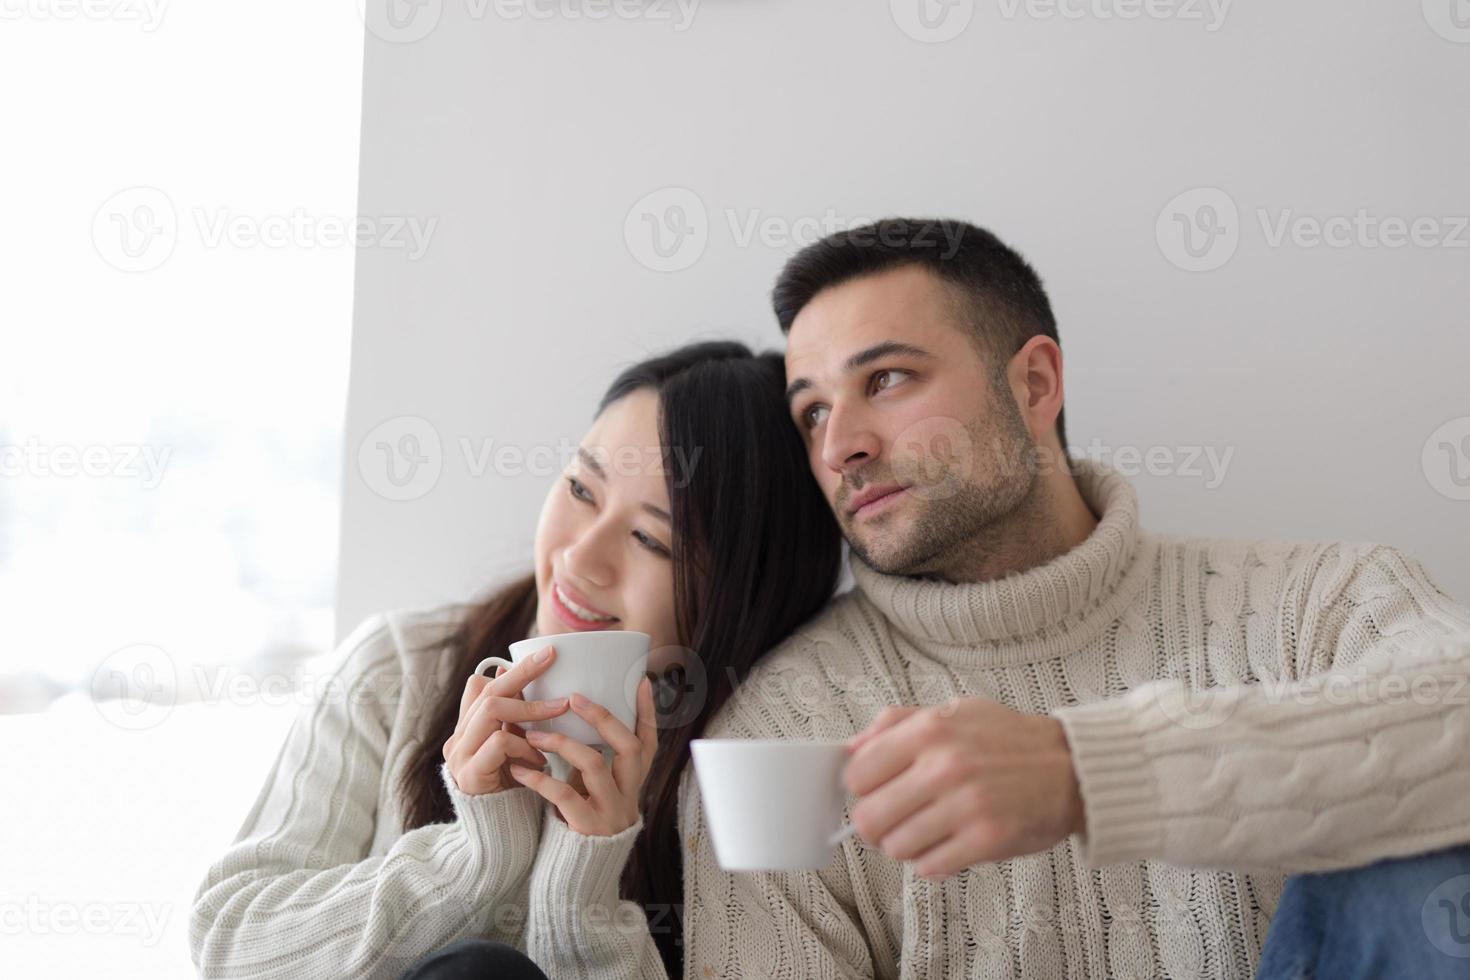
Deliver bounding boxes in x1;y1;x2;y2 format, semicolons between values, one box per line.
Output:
543;697;568;710
509;764;529;777
570;692;589;709
535;647;553;663
525;730;546;744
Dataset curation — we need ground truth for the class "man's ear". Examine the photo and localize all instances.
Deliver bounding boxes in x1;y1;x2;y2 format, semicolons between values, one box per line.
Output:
1010;336;1064;445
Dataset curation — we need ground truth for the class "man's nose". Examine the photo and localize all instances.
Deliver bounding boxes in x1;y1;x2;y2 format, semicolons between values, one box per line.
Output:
820;405;881;475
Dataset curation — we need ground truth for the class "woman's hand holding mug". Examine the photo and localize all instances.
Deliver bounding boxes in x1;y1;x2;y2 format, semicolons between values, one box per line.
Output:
507;676;658;837
442;646;571;795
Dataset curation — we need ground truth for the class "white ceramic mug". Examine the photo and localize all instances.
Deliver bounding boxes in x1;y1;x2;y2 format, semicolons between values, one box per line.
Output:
690;738;856;871
475;630;650;747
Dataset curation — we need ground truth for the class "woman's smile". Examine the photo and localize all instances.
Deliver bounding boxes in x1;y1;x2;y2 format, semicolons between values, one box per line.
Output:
548;577;622;631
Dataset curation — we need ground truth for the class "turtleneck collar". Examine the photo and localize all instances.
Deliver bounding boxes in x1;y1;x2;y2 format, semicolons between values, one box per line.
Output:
848;457;1147;660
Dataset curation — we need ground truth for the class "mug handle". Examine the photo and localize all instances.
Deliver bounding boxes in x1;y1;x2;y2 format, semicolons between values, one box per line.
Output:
827;823;856;848
474;655;514;678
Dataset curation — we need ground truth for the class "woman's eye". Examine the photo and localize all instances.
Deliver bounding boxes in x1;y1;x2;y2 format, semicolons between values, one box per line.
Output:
633;530;671;557
566;476;594;503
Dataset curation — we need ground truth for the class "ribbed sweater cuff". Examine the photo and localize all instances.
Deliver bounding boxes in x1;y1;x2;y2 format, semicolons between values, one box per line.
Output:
439;760;543;895
528;807;643;939
1052;689;1166;868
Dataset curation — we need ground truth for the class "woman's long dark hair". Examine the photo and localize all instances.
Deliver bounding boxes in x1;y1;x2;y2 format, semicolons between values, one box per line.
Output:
396;339;842;974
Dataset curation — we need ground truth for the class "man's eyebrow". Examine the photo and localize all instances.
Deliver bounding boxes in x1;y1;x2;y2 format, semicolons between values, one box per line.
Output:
576;447;607;480
784;340;937;406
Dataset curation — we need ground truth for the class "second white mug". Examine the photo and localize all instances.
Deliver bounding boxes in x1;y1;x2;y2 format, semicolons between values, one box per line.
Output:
691;738;855;871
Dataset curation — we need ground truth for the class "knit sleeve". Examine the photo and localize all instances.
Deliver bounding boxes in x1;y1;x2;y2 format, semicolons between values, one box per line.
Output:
188;612;545;980
1053;543;1470;873
518;769;873;980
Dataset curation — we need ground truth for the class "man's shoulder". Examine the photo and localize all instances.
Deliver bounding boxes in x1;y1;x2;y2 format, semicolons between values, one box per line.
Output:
705;588;883;740
1143;529;1448;627
1145;528;1401;580
754;587;879;673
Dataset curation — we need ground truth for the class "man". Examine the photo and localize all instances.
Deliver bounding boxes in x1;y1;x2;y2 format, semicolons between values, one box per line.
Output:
686;218;1470;978
537;218;1470;979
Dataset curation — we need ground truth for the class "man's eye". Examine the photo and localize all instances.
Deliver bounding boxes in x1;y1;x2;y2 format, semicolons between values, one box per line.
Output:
802;404;829;429
873;369;909;392
566;476;594;503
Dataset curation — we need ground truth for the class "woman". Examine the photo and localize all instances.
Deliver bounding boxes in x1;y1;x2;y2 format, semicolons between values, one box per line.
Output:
188;340;842;980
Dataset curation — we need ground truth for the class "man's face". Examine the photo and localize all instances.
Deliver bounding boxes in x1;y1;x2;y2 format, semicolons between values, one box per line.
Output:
783;264;1040;576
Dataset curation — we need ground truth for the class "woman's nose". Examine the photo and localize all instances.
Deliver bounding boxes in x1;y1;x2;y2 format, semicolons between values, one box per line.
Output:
561;521;618;588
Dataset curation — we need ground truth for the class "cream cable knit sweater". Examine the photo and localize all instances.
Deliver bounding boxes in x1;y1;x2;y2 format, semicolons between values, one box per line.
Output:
191;458;1470;979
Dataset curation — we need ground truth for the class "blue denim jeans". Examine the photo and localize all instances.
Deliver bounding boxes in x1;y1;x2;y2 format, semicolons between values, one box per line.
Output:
1255;841;1470;979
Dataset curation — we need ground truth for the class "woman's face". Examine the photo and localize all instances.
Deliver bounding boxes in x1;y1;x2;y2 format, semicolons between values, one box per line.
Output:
531;387;680;657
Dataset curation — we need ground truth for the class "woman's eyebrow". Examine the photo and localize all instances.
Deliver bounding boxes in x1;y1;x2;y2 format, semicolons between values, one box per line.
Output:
577;447;607;480
579;446;670;523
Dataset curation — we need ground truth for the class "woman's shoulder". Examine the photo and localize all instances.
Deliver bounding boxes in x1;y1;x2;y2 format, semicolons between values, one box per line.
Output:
326;600;477;689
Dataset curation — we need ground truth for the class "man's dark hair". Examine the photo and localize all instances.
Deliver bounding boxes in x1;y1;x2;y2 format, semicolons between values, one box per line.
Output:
772;217;1067;450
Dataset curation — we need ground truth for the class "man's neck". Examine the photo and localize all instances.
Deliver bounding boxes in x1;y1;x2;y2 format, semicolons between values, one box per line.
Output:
926;461;1100;585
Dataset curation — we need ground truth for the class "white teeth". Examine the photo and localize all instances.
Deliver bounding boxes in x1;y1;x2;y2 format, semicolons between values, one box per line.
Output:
556;583;615;622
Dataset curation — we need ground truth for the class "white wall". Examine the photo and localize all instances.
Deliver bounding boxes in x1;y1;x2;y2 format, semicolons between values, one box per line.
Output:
338;0;1470;640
